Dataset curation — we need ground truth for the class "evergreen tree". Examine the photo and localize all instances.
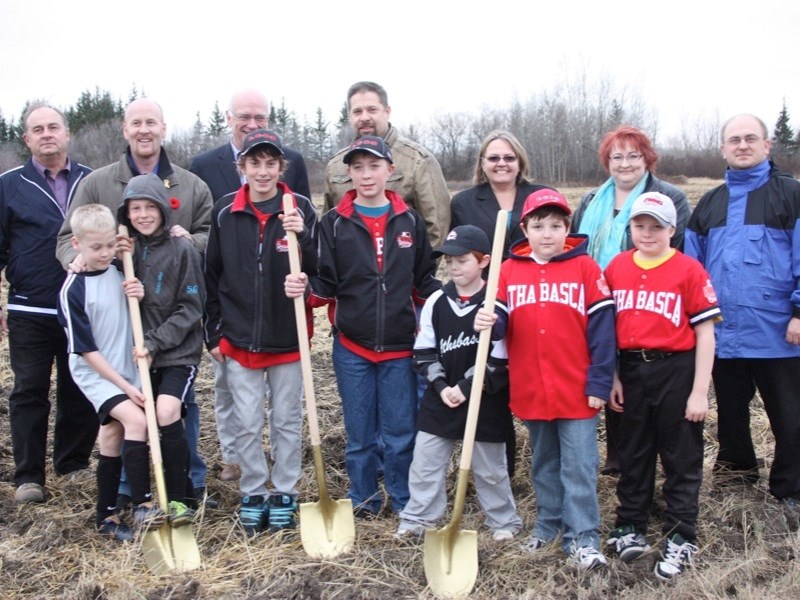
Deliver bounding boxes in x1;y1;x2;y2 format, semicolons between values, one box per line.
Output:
307;107;330;162
66;87;124;135
0;110;8;142
772;99;795;155
207;101;226;138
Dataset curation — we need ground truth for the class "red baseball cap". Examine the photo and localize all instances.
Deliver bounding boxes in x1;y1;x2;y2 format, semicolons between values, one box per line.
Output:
520;189;571;221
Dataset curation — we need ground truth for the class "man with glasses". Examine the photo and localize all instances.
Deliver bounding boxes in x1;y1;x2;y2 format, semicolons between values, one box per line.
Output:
323;81;449;246
190;89;310;202
686;113;800;508
56;98;215;507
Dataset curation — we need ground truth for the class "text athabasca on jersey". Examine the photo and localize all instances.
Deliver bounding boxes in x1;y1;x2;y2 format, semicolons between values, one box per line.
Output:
506;283;586;315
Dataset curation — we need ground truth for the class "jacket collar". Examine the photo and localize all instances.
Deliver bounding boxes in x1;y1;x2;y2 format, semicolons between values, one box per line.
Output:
231;180;292;214
509;233;589;263
335;188;409;219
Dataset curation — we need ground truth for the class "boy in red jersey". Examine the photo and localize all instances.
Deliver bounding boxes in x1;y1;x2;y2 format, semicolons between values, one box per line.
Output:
475;189;616;570
604;192;720;579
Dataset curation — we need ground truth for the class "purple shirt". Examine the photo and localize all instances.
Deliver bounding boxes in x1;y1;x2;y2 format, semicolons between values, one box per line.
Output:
32;157;71;213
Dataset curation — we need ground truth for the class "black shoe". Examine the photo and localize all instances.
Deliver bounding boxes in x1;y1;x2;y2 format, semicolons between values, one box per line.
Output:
98;517;134;542
193;487;219;509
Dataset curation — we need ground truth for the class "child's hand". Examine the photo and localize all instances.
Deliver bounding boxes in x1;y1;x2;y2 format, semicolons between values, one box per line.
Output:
133;346;153;367
609;372;624;413
125;383;145;406
170;224;192;240
209;346;225;363
285;273;308;298
474;307;496;332
587;395;605;409
440;385;467;408
684;390;708;422
68;253;88;274
279;208;304;234
123;277;144;300
115;233;133;257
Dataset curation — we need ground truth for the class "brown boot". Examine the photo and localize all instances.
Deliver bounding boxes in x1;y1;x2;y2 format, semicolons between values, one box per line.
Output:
219;463;241;482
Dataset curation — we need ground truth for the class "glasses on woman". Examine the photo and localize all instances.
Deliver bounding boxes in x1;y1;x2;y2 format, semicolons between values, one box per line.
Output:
484;154;517;163
609;153;643;164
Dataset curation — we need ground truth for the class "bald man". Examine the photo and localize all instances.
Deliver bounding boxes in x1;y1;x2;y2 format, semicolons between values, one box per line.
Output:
55;98;214;506
190;88;310;201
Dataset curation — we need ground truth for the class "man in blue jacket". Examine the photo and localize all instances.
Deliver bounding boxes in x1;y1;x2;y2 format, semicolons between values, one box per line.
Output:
685;113;800;506
0;103;98;503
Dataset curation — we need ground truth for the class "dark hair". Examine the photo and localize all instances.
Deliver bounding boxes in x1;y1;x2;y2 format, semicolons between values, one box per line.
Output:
597;125;657;173
347;81;388;109
522;206;571;228
22;101;69;132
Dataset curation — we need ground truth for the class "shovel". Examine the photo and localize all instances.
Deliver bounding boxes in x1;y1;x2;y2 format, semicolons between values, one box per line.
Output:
282;194;355;558
120;225;202;574
424;210;507;599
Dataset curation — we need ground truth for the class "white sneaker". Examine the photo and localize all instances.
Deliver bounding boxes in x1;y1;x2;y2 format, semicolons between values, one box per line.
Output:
393;525;425;540
654;534;698;580
569;545;608;570
520;535;548;553
492;529;515;541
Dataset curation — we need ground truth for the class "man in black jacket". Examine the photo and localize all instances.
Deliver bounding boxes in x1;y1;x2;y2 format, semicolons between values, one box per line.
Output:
0;103;98;503
190;88;311;202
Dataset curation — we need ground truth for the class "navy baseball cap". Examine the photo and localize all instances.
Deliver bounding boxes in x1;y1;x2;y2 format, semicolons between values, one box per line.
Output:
432;225;491;258
343;135;393;164
238;129;284;159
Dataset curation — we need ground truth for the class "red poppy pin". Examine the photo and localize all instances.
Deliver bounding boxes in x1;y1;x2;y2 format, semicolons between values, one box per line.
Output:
170;198;180;210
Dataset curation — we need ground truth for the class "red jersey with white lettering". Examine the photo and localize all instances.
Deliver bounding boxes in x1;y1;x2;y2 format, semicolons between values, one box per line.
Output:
495;235;616;421
604;249;721;351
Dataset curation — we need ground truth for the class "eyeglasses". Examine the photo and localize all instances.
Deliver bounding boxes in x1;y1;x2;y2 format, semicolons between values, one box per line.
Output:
724;135;762;146
484;154;517;163
609;153;643;164
232;113;268;124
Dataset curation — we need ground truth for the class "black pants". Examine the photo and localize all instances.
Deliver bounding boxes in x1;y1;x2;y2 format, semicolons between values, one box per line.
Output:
712;357;800;500
615;351;703;540
8;312;99;486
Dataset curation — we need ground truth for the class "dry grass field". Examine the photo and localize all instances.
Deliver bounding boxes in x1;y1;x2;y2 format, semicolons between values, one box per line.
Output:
1;178;799;599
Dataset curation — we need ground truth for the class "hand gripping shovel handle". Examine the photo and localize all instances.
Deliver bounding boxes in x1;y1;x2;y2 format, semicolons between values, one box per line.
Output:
119;225;169;512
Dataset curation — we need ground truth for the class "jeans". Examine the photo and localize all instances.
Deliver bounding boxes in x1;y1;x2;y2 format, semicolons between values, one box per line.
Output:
524;416;601;554
332;336;417;513
8;312;98;487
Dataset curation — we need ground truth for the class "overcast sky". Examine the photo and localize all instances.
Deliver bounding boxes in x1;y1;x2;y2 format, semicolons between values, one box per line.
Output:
2;0;799;145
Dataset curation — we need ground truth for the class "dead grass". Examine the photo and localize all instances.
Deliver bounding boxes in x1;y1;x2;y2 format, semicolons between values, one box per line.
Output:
2;178;799;599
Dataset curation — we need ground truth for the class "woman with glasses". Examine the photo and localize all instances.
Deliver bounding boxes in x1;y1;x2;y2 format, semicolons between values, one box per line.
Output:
572;125;691;475
450;130;554;259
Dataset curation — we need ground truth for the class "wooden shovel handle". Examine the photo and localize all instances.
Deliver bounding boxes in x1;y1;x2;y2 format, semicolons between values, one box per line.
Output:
119;225;168;510
281;195;322;446
458;210;507;471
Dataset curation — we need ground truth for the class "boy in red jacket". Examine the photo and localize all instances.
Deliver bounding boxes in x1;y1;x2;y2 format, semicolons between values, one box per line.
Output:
476;189;616;570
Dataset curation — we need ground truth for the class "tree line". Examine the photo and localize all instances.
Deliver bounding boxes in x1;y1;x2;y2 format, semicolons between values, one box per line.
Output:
2;78;799;190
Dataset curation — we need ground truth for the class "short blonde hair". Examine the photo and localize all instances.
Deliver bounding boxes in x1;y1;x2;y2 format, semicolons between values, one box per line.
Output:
70;204;116;239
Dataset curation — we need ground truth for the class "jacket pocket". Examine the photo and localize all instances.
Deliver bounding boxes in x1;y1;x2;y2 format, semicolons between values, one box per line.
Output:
743;229;763;265
737;285;792;314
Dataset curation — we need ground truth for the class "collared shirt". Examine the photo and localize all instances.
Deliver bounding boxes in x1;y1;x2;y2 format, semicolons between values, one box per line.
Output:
230;139;246;185
32;157;71;213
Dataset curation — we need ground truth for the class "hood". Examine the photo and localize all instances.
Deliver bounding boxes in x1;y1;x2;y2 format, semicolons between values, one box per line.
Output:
508;233;589;262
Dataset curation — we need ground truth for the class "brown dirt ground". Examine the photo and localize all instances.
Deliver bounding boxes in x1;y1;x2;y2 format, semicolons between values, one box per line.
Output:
1;178;799;599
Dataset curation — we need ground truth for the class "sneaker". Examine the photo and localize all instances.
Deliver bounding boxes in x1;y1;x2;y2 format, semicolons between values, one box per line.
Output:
606;525;650;563
133;503;167;531
654;533;698;580
219;463;241;482
167;501;196;528
267;494;297;533
15;482;45;504
520;535;548;553
393;524;426;540
239;495;266;537
98;516;134;542
569;545;608;571
492;529;515;542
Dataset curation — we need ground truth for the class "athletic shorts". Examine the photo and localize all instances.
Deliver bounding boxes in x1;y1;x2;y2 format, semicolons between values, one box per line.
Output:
150;364;197;417
98;394;129;425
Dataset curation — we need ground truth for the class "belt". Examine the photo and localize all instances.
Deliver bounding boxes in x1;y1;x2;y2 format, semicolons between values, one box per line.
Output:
620;349;677;363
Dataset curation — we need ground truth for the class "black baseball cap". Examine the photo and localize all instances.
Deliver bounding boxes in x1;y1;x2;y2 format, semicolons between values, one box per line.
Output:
343;135;393;164
431;225;491;258
237;129;284;159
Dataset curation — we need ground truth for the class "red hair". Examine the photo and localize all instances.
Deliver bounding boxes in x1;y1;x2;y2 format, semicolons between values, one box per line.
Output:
597;125;658;174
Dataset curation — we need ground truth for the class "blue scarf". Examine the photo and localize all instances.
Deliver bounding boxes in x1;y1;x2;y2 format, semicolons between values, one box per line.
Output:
578;175;648;268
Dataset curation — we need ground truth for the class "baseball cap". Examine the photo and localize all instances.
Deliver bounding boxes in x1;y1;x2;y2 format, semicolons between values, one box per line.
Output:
124;173;169;204
431;225;491;258
238;129;284;159
343;135;393;164
520;189;572;221
629;192;677;227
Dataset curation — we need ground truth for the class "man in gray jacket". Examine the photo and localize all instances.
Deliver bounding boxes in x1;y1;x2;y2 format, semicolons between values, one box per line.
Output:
324;81;450;247
56;98;214;506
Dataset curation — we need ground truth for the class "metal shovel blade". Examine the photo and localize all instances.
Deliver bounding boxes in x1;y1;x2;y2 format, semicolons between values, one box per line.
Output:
170;525;203;571
142;526;177;575
299;497;356;558
424;526;478;599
